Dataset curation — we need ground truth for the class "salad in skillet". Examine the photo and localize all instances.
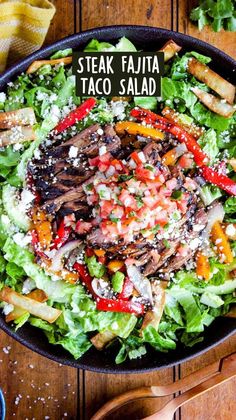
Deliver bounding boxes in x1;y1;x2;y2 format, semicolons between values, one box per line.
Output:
0;37;236;364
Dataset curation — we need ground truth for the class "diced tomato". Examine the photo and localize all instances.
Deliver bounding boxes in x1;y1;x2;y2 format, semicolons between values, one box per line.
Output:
100;200;115;218
75;221;93;235
176;194;189;213
98;256;107;264
86;193;99;206
166;178;178;191
111;205;125;219
177;244;188;257
111;159;126;172
178;154;194;169
119;190;137;209
89;152;111;168
142;195;158;209
135;164;155;181
130;151;143;165
183;177;197;191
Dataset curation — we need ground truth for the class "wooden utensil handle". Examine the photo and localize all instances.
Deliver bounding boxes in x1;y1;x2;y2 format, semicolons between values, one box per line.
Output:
142;369;236;420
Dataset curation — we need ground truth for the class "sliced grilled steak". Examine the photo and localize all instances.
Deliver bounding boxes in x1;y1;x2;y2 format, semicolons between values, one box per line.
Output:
87;228;114;248
142;250;161;276
162;208;208;272
42;186;86;214
58;202;90;218
142;142;161;165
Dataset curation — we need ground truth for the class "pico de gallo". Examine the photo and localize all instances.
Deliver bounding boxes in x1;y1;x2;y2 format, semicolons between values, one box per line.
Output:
0;36;236;364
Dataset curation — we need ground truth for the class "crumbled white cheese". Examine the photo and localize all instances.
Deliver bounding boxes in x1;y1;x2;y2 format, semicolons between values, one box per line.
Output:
68;146;78;158
48;104;61;123
0;92;6;103
13;142;23;151
189;238;201;250
36;91;49;101
110;100;127;120
97;128;104;136
2;303;14;315
22;278;36;294
19;189;35;212
13;232;32;247
99;145;107;156
193;224;206;232
225;224;236;237
34;148;41;159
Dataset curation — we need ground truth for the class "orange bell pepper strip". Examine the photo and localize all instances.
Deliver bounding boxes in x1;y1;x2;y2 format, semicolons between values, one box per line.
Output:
115;121;164;141
162;148;179;166
196;251;210;280
35;220;52;250
211;221;233;264
107;260;124;272
94;249;106;257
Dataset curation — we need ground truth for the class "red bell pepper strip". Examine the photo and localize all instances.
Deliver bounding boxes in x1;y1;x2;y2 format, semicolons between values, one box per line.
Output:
130;108;209;167
73;262;95;296
54;98;96;134
200;166;236;196
30;229;48;259
51;220;72;249
118;277;134;300
85;247;94;257
96;297;144;315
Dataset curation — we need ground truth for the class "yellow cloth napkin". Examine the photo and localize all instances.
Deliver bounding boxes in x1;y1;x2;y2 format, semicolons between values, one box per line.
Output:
0;0;56;72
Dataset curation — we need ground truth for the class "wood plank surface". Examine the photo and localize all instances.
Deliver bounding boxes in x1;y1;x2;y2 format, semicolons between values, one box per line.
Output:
0;2;236;420
178;0;236;59
0;330;78;420
81;0;172;30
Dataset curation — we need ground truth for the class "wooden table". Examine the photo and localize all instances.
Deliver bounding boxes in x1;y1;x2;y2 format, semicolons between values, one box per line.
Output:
0;1;236;419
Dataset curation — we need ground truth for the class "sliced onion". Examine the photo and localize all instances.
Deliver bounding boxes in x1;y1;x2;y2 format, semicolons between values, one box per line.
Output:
50;240;82;272
203;202;225;241
126;265;153;305
92;278;113;299
175;143;187;158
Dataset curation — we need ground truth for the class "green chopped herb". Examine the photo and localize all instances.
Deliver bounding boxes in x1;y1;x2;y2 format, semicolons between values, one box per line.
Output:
110;215;120;223
86;183;93;191
135;195;143;208
128;211;136;217
152;224;161;233
118;174;133;182
171;190;183;200
145;164;155;172
163;239;171;249
98;190;106;199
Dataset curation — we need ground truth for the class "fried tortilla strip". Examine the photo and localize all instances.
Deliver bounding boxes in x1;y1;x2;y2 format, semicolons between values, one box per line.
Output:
159;39;182;62
0;287;61;323
0;126;36;147
5;289;48;322
26;56;72;74
141;282;166;333
0;108;36;129
162;106;205;139
191;87;235;118
187;58;235;104
91;331;117;350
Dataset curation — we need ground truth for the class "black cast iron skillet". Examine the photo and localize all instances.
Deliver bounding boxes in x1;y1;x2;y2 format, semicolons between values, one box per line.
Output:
0;26;235;373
